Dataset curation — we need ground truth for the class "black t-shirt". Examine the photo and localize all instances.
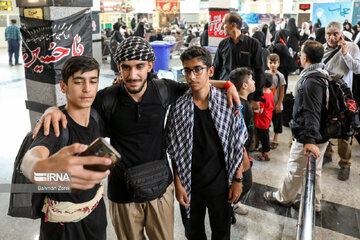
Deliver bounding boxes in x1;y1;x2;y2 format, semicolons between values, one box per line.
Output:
241;98;254;152
191;105;227;196
30;110;106;240
93;77;188;203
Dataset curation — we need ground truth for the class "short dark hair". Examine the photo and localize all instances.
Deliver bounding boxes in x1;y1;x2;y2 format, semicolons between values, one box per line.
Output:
227;13;242;30
302;40;324;64
267;53;280;62
61;56;100;85
11;19;16;24
264;73;273;88
229;67;253;91
180;46;212;68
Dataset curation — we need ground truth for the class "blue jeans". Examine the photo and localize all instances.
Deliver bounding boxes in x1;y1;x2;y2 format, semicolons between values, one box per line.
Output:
8;39;20;64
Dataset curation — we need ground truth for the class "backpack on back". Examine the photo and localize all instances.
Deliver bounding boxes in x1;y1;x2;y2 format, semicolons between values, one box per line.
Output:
323;74;360;139
7;128;69;219
109;31;122;55
8;108;102;219
282;91;295;127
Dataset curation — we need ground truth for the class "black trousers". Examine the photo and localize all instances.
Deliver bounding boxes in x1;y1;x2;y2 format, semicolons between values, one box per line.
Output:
256;127;270;153
272;110;283;134
180;192;232;240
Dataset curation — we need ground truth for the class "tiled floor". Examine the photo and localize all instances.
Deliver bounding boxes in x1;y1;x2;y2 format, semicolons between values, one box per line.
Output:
0;47;360;239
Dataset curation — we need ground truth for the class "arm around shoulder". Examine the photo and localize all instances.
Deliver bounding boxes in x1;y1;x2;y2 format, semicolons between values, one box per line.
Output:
32;106;67;138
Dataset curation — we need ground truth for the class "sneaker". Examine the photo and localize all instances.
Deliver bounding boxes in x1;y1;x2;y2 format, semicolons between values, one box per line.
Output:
234;202;248;215
338;167;350;181
15;63;22;66
322;156;332;166
264;191;292;207
9;63;13;66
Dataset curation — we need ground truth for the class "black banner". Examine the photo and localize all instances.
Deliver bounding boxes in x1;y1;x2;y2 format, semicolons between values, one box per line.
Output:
21;9;92;84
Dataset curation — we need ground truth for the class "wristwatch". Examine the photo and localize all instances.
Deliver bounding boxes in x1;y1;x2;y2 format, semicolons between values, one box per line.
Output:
233;177;243;183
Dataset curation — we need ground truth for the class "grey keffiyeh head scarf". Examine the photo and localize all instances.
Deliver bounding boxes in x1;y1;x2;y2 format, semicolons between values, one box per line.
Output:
114;36;156;64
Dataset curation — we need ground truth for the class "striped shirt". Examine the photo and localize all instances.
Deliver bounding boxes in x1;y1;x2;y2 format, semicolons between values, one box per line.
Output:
5;25;21;41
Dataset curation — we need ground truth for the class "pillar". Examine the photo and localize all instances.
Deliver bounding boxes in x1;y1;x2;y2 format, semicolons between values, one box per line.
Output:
16;0;93;129
208;0;238;47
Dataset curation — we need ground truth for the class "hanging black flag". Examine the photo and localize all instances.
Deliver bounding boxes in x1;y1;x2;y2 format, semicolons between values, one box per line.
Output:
21;9;92;84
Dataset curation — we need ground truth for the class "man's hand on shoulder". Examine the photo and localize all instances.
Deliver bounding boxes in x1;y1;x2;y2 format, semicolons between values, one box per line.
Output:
226;84;241;109
32;106;67;139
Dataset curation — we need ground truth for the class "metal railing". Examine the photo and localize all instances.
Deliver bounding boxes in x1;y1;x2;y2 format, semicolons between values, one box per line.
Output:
296;154;316;240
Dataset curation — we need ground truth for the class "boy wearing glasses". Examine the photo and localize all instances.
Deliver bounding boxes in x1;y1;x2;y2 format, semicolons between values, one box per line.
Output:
167;46;248;240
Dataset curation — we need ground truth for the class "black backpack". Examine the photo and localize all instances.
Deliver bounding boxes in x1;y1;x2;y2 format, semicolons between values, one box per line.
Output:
109;31;123;55
7;129;69;219
282;92;295;127
322;74;360;139
8;108;102;219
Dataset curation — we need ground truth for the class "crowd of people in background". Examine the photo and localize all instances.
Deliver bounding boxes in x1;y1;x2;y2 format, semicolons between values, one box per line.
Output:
17;11;360;239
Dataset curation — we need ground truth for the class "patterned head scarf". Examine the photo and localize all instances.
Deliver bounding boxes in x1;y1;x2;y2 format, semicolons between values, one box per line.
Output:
114;36;156;64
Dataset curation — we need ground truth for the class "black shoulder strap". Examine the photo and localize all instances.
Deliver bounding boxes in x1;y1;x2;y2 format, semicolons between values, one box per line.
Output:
90;108;101;125
153;79;169;109
57;105;70;148
276;73;281;86
323;46;341;65
102;84;123;136
59;127;69;148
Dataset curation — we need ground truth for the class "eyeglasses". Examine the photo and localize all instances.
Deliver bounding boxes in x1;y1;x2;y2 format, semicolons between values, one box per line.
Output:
182;66;207;76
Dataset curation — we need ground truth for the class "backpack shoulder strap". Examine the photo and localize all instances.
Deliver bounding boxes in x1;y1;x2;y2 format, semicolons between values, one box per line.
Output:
102;84;123;135
153;79;170;109
275;73;281;86
59;127;69;148
56;106;70;148
90;108;101;125
323;46;341;65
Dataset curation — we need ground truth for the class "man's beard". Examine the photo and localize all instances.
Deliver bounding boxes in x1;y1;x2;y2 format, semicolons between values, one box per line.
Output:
125;79;147;94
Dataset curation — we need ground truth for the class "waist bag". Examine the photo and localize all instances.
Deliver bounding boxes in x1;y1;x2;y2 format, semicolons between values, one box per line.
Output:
124;159;172;203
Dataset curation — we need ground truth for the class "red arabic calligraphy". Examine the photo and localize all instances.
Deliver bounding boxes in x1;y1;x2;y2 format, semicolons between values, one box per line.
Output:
23;35;85;71
39;47;70;63
34;65;44;73
23;47;40;68
72;35;84;56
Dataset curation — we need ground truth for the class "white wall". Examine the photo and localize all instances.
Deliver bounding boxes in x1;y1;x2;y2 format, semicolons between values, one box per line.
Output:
209;0;237;9
133;0;154;14
91;0;101;12
180;0;200;14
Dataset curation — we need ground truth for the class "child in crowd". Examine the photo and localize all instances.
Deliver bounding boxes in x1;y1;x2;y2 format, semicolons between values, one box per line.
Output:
267;53;286;150
254;73;274;161
229;67;255;218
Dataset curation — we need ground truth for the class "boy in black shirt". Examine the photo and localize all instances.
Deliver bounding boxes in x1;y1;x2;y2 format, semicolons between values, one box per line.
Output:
21;56;110;240
229;67;255;217
167;46;248;240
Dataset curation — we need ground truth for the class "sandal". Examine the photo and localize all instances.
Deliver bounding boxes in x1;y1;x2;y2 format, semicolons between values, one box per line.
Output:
256;155;271;161
270;142;279;150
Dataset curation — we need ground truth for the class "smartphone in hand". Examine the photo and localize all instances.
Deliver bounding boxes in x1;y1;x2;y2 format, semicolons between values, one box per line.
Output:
80;138;121;172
